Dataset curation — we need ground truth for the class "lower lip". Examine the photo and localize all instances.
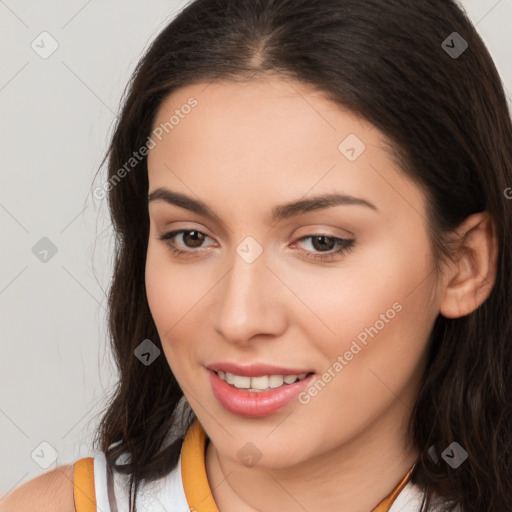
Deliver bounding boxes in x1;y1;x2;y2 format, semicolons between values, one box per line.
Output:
208;369;315;418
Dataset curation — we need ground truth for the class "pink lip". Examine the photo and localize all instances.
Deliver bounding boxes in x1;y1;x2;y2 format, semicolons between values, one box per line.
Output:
208;368;315;418
206;361;314;377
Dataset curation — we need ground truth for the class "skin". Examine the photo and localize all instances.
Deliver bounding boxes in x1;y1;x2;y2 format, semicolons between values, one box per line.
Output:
145;75;497;512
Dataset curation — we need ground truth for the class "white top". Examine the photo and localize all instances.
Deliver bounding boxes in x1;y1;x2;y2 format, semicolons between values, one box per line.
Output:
93;450;189;512
92;449;460;512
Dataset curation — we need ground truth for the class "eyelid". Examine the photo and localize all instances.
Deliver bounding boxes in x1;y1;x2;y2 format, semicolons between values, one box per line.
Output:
150;207;231;238
157;221;214;239
293;224;355;239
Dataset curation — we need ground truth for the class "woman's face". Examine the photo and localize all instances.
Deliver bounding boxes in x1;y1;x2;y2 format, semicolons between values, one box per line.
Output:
145;75;443;468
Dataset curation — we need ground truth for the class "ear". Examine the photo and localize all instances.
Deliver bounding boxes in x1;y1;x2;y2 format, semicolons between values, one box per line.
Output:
439;211;498;319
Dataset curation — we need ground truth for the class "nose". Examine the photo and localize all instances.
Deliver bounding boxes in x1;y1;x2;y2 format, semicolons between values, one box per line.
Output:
213;244;287;345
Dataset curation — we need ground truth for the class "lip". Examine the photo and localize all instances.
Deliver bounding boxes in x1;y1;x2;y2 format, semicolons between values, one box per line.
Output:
206;362;314;377
207;368;315;418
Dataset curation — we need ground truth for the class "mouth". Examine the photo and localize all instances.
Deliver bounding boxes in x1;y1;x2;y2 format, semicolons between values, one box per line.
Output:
212;369;314;392
207;368;316;417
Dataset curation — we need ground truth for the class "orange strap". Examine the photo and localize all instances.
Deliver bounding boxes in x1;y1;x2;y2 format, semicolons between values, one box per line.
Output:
73;457;97;512
181;419;219;511
371;464;415;511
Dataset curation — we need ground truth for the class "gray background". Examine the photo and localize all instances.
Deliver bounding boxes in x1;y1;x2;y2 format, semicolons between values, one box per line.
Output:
1;0;511;497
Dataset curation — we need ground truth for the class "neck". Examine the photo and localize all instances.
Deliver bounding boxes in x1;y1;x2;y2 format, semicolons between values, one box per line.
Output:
205;397;419;512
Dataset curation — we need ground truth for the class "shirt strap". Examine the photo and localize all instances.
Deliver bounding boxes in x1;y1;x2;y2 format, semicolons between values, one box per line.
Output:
371;463;416;511
181;419;219;511
73;457;97;512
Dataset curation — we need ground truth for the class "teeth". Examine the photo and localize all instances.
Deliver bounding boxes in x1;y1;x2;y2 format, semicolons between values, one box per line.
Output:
233;375;251;388
217;371;309;391
251;375;269;389
269;375;284;388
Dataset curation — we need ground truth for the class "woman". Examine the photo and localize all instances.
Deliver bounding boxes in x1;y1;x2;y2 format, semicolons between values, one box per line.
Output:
3;0;511;511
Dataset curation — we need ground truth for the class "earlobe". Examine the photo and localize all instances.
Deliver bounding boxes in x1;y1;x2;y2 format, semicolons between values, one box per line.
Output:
439;212;498;319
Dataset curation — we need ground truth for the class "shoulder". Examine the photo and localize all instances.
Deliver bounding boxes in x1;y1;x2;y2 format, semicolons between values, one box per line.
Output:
0;464;75;512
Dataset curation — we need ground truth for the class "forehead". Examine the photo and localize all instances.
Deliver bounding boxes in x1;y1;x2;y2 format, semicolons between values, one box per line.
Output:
147;76;426;224
149;75;374;158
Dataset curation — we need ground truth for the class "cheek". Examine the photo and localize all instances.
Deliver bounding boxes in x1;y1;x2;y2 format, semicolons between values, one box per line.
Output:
284;234;437;409
144;240;216;373
145;242;191;351
145;240;208;327
292;233;436;414
279;233;434;347
145;243;173;325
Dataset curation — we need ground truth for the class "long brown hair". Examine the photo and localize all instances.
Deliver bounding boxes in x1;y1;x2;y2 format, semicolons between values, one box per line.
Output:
91;1;512;510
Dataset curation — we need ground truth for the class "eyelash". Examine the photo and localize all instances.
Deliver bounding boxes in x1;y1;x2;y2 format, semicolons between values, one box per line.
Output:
158;229;355;262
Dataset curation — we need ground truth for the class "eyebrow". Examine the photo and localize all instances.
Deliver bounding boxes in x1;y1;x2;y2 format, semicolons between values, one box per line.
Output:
147;187;378;225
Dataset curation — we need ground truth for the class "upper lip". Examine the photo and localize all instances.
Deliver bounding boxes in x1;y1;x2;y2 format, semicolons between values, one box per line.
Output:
206;362;314;377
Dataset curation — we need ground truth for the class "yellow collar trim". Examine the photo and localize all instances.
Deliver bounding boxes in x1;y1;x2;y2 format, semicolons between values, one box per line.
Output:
181;418;415;512
181;418;219;512
371;463;416;512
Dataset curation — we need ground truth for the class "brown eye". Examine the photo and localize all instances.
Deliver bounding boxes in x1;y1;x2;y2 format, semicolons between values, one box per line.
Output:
294;234;355;262
158;229;214;258
181;230;206;248
309;235;337;252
